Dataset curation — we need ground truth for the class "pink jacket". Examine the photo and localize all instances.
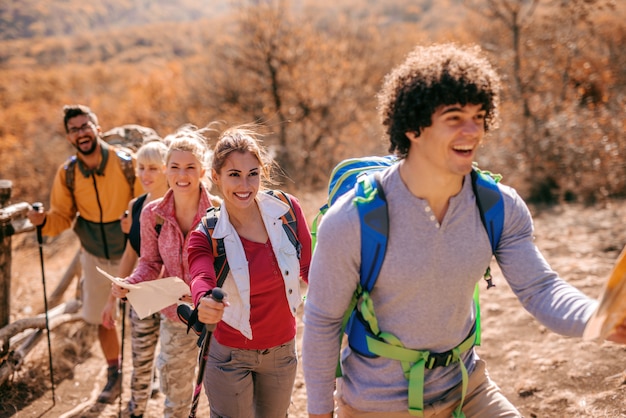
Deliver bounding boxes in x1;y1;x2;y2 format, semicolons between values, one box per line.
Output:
127;185;214;321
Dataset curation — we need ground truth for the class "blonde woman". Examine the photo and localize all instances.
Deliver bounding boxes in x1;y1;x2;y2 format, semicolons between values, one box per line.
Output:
112;126;220;417
102;140;169;417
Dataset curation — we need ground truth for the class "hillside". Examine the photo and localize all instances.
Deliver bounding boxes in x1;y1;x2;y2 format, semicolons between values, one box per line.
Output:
0;0;231;40
0;0;472;205
1;0;624;202
0;0;466;41
1;1;624;207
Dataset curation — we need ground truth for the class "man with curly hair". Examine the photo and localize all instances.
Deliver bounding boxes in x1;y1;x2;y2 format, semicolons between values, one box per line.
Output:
302;43;626;417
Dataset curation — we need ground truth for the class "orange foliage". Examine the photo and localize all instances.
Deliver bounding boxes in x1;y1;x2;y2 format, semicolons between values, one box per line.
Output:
0;0;625;205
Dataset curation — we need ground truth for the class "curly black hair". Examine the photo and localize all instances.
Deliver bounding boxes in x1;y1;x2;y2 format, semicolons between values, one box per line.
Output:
377;43;502;158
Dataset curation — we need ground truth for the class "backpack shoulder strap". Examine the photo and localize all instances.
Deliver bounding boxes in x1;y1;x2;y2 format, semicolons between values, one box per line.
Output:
63;156;79;210
182;207;228;342
113;147;136;196
200;207;229;287
264;190;301;258
132;194;148;219
64;156;78;194
154;214;164;237
354;171;389;292
470;168;504;253
335;171;389;376
470;167;504;344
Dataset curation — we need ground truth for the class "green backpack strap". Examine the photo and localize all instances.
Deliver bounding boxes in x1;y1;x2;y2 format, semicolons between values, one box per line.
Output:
470;166;504;345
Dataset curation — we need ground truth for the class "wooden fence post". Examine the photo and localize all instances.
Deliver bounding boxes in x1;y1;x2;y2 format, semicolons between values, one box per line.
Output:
0;179;14;354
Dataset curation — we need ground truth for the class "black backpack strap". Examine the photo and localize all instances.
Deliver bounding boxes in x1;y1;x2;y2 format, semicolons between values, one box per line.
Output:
63;156;78;210
200;207;229;288
64;156;77;194
154;214;164;237
114;147;136;197
183;206;228;341
132;194;148;219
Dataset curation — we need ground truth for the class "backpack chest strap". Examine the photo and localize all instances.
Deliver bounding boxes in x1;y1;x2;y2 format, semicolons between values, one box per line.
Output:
365;327;475;367
365;327;477;418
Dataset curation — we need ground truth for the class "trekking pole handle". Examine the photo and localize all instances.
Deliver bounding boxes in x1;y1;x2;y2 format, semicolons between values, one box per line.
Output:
210;287;226;302
32;202;44;244
206;287;226;332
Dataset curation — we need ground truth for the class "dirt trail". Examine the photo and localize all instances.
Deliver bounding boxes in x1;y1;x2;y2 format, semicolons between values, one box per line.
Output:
2;201;626;417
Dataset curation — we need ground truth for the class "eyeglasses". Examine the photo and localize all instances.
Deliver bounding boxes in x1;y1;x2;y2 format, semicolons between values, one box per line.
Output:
68;122;93;135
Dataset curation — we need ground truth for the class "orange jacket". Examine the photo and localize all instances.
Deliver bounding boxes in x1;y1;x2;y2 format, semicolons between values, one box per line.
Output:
43;141;143;259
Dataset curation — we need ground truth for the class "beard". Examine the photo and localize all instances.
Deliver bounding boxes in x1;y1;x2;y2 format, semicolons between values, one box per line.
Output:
75;136;98;156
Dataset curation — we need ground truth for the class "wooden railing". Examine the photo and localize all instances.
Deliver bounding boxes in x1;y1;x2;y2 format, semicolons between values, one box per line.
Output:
0;179;82;386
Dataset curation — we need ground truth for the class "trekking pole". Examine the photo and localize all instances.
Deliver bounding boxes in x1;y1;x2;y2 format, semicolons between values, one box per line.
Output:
118;300;126;418
189;288;225;418
32;202;55;406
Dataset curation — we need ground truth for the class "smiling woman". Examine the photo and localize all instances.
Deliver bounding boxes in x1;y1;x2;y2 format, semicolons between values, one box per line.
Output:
187;124;313;418
110;124;220;418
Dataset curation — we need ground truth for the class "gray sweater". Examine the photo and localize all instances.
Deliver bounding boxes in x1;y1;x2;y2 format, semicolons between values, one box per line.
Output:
302;163;597;414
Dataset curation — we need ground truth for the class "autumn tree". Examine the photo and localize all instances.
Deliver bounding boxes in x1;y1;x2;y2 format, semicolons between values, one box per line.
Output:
188;0;393;188
464;0;624;203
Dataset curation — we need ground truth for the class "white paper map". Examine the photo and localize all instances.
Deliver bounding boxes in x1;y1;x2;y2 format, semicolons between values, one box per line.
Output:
97;267;191;319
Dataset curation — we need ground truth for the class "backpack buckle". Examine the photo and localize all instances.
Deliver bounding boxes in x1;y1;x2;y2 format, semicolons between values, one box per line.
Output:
425;350;454;369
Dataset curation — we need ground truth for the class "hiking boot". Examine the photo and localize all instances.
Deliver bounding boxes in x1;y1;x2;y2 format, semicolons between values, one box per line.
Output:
97;365;121;404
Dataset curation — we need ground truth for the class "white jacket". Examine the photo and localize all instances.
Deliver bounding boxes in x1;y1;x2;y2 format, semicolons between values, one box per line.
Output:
211;192;302;339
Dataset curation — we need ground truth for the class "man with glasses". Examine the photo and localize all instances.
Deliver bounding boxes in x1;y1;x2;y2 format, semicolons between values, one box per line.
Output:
28;104;143;404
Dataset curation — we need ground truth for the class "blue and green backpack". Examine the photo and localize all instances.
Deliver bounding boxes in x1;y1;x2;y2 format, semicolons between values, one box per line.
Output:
311;155;504;418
